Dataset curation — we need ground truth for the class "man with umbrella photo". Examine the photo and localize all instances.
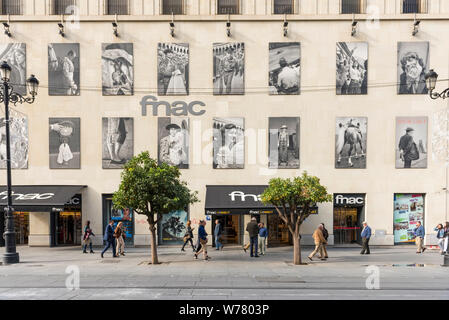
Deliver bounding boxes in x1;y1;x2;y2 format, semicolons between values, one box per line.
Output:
102;43;134;96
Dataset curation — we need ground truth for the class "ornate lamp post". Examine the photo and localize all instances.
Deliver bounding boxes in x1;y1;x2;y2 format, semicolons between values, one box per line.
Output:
425;69;449;99
1;61;39;265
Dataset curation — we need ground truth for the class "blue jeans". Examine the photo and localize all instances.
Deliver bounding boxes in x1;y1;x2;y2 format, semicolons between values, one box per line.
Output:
101;239;116;257
215;234;222;249
250;236;258;257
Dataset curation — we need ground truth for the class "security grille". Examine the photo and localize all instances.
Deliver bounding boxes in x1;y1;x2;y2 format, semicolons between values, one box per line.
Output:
52;0;77;15
273;0;293;14
162;0;184;15
106;0;129;15
217;0;239;15
0;0;22;15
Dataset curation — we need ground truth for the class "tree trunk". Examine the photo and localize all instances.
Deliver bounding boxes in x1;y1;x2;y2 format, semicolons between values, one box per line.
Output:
293;235;302;265
149;224;159;264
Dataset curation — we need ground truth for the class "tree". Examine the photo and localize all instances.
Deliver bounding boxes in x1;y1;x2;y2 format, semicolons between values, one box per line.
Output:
112;151;199;264
260;172;332;265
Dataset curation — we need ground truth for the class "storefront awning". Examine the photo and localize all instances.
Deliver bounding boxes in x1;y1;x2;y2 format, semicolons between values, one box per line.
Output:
0;185;86;212
205;185;318;215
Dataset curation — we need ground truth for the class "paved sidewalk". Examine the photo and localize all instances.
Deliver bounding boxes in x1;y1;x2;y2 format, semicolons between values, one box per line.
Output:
0;245;448;300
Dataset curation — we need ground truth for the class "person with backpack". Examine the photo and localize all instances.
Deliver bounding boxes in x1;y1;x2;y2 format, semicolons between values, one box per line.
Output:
82;220;95;254
320;223;329;258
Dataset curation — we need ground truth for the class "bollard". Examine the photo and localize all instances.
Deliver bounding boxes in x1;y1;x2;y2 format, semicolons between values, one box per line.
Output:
444;254;449;267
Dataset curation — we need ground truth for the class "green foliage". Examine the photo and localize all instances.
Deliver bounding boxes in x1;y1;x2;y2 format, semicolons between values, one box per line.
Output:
112;151;199;220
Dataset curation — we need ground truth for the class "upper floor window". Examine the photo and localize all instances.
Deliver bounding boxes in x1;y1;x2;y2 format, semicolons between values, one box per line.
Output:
217;0;239;15
51;0;78;15
341;0;365;14
0;0;22;15
162;0;184;15
105;0;129;15
273;0;293;14
402;0;427;14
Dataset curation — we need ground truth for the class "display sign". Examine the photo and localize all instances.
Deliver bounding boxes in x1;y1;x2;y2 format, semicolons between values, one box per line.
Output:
159;210;188;244
334;194;365;207
394;194;424;244
110;207;134;241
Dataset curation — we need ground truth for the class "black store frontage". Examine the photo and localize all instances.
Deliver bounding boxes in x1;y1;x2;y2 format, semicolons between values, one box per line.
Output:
0;185;85;247
205;185;318;247
333;193;366;245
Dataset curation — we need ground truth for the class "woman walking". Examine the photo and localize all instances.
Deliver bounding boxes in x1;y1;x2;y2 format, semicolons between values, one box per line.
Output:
444;222;449;254
82;220;95;254
181;220;195;252
434;224;445;255
114;222;126;256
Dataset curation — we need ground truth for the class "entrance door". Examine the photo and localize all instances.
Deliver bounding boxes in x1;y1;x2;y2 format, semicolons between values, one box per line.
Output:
56;212;81;246
333;207;361;245
212;215;241;245
267;214;291;247
13;212;29;245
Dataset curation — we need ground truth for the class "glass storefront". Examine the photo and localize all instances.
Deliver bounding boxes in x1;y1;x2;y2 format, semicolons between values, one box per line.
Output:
333;207;360;244
14;212;29;245
55;211;82;246
103;195;134;245
212;215;242;245
394;193;425;244
267;214;291;247
158;210;189;244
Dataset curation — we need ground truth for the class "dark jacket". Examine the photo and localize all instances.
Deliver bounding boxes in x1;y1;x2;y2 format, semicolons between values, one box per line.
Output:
103;224;114;242
322;227;329;240
185;226;194;238
198;225;207;240
246;221;259;238
214;223;222;236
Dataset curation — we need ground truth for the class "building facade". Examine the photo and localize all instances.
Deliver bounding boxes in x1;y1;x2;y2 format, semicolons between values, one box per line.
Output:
0;0;448;248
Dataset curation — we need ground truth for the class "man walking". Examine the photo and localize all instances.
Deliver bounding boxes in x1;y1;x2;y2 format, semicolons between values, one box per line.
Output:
214;219;223;250
258;222;268;256
101;220;117;258
360;221;371;255
246;217;260;258
308;225;327;261
414;221;426;254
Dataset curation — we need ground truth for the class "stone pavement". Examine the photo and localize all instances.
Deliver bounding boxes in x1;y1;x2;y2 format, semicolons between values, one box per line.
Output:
0;245;448;300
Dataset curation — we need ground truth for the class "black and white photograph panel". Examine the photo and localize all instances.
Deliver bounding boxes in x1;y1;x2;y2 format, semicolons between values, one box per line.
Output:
0;116;28;169
268;117;300;169
157;43;189;96
335;117;367;169
48;43;80;96
395;117;428;169
213;43;244;95
102;118;134;169
49;118;80;169
397;42;429;94
269;43;300;95
158;117;189;169
213;118;244;169
336;42;368;95
0;43;26;95
102;43;134;96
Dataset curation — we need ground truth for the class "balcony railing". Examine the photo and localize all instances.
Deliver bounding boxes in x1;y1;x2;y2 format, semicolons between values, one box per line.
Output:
162;0;184;15
273;0;293;14
402;0;427;13
106;0;129;15
52;0;77;15
341;0;363;14
0;0;22;15
217;0;239;15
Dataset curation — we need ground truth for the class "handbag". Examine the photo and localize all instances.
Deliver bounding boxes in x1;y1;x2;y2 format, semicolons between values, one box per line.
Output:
200;238;208;245
408;142;420;161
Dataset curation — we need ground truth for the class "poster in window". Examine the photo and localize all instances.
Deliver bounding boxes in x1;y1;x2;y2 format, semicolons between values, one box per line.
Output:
394;194;425;244
159;210;188;244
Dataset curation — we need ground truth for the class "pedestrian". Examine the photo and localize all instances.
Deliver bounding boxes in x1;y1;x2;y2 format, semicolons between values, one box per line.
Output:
360;221;371;255
214;219;223;250
258;222;267;256
181;220;195;252
444;222;449;254
194;220;210;260
101;220;117;258
321;223;329;258
246;217;260;258
413;221;426;254
434;224;445;255
115;222;126;256
308;224;327;261
82;220;95;254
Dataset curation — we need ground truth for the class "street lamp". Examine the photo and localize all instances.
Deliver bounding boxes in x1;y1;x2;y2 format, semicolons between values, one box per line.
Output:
425;69;449;99
1;61;39;265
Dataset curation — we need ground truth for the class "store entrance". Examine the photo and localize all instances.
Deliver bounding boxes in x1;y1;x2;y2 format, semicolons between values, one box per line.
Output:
56;212;82;246
14;212;29;245
267;214;291;247
333;207;362;245
212;215;242;245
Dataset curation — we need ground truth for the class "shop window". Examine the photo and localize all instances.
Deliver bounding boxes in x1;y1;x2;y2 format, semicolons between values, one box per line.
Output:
105;0;129;15
273;0;293;14
0;0;22;15
13;212;29;245
102;195;134;245
162;0;184;15
158;209;189;244
217;0;240;15
51;0;78;15
402;0;427;14
341;0;365;14
393;194;425;244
